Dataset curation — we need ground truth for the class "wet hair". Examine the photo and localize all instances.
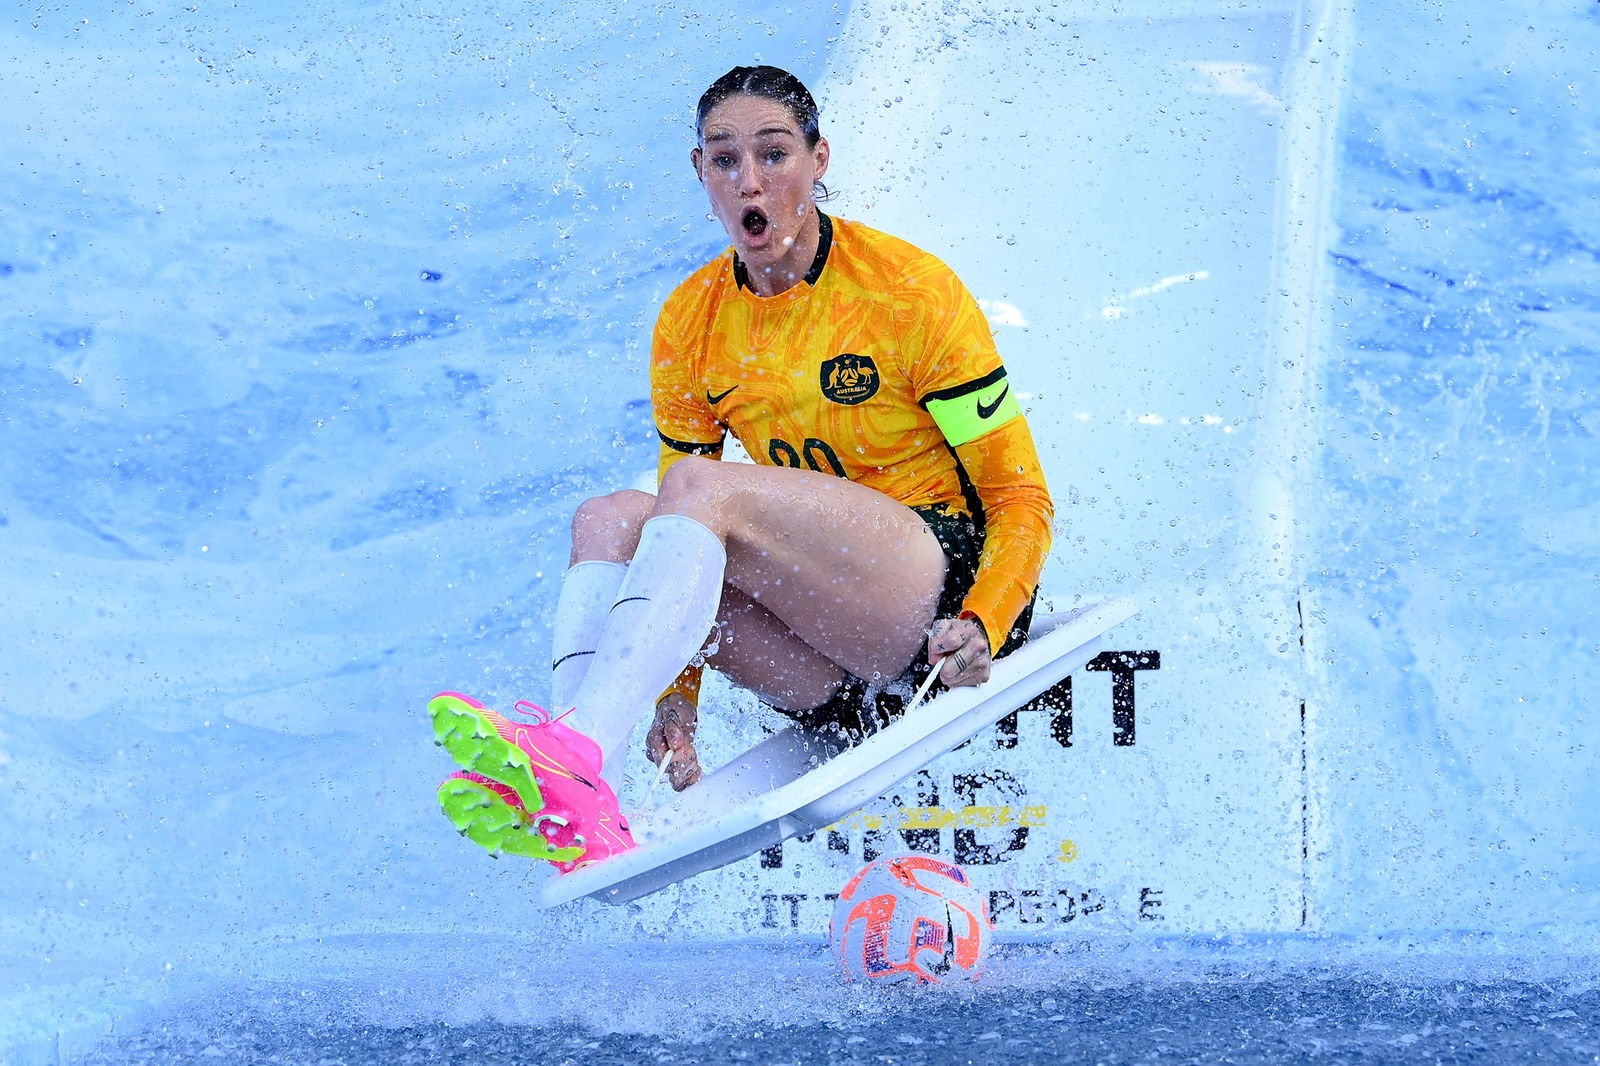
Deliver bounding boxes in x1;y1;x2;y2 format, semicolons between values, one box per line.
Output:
695;65;823;149
695;65;830;199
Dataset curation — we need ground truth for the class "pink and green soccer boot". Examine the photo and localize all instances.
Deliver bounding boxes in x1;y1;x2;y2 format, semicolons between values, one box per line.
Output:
429;691;635;871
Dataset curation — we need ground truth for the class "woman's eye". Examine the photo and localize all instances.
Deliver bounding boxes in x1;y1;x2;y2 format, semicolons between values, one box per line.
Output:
764;149;787;164
713;155;735;169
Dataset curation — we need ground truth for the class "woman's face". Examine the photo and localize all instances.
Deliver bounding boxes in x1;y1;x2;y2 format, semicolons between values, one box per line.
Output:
693;94;830;288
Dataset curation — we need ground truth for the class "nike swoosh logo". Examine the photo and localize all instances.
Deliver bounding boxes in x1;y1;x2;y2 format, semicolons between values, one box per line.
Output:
976;384;1010;419
707;385;739;405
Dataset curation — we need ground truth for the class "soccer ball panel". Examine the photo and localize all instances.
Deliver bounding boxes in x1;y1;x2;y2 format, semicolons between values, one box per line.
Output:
830;855;991;984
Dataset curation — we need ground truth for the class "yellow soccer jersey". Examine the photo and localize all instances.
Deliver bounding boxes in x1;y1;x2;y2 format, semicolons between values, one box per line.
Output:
651;214;1052;648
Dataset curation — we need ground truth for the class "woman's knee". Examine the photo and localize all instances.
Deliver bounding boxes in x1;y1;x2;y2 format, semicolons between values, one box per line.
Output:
656;455;773;532
569;489;654;563
655;456;722;507
653;457;720;525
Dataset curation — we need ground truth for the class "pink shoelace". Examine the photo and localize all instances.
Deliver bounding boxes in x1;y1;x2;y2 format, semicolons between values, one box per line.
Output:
511;700;577;726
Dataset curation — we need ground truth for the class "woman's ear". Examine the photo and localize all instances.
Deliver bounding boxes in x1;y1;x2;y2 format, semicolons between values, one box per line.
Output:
690;146;703;182
813;137;830;182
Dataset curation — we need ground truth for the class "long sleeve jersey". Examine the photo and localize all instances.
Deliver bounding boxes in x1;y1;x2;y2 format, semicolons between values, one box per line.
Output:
651;213;1053;648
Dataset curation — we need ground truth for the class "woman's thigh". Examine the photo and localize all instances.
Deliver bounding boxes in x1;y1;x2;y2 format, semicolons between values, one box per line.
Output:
656;458;947;683
705;585;848;711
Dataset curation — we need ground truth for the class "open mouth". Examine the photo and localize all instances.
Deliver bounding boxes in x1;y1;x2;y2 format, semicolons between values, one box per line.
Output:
741;206;769;237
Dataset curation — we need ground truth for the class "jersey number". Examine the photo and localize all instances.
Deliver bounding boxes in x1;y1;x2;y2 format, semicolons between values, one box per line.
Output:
767;436;847;479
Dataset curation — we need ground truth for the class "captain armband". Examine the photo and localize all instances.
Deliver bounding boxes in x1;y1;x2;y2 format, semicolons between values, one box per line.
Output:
921;366;1024;447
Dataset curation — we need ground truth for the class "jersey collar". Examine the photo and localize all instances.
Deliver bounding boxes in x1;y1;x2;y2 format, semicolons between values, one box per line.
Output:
732;211;833;293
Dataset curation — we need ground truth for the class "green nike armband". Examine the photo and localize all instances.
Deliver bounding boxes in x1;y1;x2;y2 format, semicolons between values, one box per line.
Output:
923;370;1023;447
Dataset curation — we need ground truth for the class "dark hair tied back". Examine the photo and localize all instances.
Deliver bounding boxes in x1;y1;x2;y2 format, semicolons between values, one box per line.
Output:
696;65;823;149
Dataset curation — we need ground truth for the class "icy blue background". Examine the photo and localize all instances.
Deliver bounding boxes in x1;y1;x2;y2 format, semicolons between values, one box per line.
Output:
1;0;1598;1059
1312;0;1599;931
3;0;848;963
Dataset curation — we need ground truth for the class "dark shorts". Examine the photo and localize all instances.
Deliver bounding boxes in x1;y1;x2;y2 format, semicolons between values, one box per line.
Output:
769;502;1035;738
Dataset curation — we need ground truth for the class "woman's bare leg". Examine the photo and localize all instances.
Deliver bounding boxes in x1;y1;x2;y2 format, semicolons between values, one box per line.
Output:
643;584;851;791
704;584;849;711
652;457;947;683
569;489;655;565
562;462;946;782
567;466;946;687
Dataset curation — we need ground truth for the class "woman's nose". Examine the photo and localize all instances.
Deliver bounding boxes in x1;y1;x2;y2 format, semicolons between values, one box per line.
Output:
735;161;761;195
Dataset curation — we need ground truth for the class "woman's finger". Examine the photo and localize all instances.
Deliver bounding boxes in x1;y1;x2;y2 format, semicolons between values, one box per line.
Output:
928;617;976;661
937;644;969;685
937;630;993;687
669;750;701;791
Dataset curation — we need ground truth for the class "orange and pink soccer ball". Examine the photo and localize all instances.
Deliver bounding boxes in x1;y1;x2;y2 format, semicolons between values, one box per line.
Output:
830;855;992;984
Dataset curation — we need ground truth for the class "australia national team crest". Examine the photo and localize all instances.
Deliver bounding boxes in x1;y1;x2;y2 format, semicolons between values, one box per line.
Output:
819;353;880;406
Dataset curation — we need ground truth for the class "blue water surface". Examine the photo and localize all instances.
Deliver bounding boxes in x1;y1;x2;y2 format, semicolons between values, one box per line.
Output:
45;936;1600;1065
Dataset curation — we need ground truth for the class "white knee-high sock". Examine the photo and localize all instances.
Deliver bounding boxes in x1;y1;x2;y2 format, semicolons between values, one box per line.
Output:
570;514;726;778
548;560;628;713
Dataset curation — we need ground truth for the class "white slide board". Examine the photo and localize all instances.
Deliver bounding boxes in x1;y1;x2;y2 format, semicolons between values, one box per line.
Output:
543;601;1136;908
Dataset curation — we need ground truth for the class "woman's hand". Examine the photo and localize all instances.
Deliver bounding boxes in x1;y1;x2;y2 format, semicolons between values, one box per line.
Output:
644;690;703;791
927;616;992;687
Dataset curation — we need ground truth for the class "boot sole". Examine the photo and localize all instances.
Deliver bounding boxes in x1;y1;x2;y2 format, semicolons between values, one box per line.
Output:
436;776;584;863
428;693;586;863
